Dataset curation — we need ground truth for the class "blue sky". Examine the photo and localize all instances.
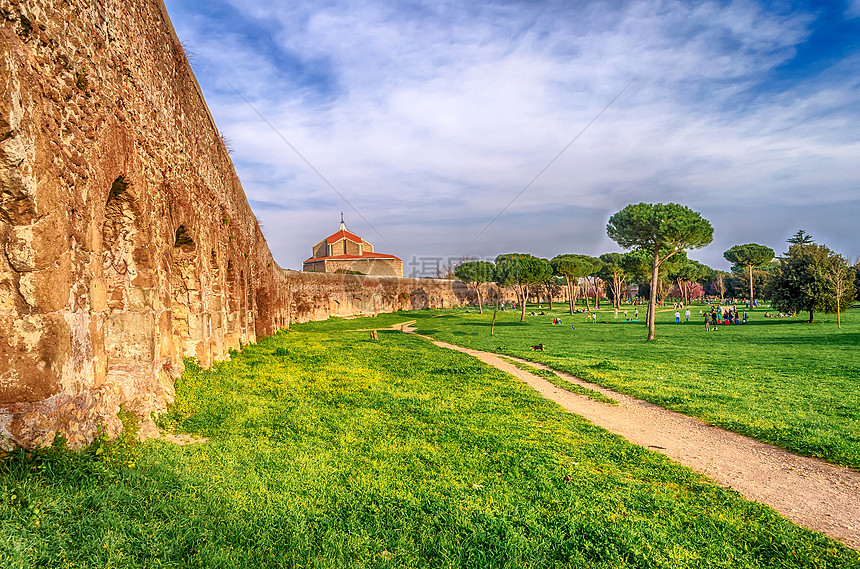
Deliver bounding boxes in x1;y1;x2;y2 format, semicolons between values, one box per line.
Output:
162;0;860;274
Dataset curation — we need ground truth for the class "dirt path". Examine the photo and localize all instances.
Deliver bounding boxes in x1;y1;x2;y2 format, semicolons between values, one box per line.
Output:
393;322;860;551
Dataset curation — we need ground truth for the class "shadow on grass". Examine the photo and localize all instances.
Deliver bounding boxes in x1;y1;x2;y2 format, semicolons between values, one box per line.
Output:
742;332;860;347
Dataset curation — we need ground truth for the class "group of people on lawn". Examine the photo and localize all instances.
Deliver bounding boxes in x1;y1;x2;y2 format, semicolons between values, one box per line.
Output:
703;306;747;330
529;302;766;331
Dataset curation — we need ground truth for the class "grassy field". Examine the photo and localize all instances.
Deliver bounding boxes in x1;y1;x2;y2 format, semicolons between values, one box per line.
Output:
499;357;619;405
2;319;858;568
401;300;860;470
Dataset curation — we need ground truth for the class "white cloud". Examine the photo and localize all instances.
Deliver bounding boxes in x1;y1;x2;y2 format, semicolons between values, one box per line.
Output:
166;0;859;270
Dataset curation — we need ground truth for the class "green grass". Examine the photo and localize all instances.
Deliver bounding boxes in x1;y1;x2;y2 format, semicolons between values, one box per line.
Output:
500;357;618;405
2;321;857;567
400;302;860;470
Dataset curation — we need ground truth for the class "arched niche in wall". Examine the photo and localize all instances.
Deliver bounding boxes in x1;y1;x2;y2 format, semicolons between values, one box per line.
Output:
103;176;139;279
101;176;160;373
169;224;201;358
102;176;149;310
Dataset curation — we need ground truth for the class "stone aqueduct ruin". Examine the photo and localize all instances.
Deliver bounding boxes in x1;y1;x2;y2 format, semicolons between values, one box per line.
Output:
0;0;475;449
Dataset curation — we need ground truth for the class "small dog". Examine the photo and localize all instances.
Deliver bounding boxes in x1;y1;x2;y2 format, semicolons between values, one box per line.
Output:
530;343;545;351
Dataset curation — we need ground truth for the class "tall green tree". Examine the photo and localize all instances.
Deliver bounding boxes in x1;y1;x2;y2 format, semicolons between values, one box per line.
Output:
607;203;713;340
495;254;552;322
550;254;600;315
787;230;813;254
765;241;854;323
723;243;774;308
454;260;495;314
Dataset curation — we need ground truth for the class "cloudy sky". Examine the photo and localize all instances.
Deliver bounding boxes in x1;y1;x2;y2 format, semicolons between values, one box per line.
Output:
162;0;860;275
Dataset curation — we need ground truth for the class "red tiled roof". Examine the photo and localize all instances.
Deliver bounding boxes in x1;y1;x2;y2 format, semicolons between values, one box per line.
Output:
304;252;402;263
326;229;363;244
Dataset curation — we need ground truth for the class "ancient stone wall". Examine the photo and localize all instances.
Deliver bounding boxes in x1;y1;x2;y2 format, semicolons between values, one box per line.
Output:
0;0;285;448
0;0;480;449
287;271;477;323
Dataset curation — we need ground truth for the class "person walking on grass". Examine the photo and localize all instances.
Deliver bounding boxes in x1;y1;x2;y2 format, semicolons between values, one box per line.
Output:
675;311;681;323
685;308;691;323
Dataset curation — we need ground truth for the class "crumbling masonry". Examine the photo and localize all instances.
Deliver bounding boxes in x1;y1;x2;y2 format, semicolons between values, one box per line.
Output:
0;0;474;449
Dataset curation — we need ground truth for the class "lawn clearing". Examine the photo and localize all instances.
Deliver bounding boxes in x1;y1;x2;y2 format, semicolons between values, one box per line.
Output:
2;323;857;567
499;357;618;405
401;302;860;470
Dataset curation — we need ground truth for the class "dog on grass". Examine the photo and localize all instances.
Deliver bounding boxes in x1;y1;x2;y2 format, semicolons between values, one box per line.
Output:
530;343;545;351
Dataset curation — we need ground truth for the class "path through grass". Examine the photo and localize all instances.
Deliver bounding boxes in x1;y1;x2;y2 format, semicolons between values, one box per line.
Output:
2;322;857;567
405;303;860;470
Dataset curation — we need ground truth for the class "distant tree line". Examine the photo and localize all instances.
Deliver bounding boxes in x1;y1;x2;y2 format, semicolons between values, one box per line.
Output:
453;203;858;340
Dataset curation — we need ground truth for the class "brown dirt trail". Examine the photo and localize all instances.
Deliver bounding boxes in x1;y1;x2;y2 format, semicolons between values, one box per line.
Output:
394;321;860;551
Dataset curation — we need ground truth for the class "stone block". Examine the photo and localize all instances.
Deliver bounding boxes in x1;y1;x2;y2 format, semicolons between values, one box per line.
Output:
0;314;70;405
5;209;68;272
127;286;158;311
105;312;156;364
18;250;72;311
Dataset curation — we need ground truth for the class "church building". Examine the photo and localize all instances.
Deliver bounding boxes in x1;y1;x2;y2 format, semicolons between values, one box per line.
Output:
302;218;403;277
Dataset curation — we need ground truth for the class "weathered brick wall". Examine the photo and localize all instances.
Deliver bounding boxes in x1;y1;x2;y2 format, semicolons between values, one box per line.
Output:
0;0;481;449
0;0;285;448
287;271;477;323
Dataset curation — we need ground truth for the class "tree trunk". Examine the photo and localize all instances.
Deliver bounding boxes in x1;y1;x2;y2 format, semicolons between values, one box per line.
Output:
748;264;754;309
567;276;575;315
837;295;841;328
491;301;498;335
648;247;660;340
519;285;527;322
808;309;814;323
476;284;483;314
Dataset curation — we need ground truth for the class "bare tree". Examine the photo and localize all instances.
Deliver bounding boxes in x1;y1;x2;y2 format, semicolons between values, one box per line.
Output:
824;253;855;329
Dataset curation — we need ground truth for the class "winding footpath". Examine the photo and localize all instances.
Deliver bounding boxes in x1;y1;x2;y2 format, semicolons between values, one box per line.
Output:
390;321;860;551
